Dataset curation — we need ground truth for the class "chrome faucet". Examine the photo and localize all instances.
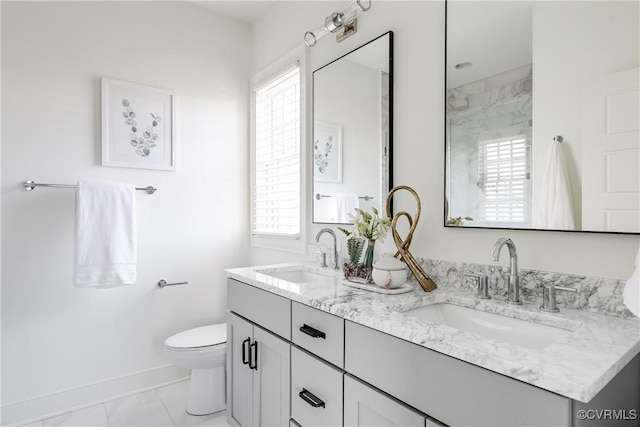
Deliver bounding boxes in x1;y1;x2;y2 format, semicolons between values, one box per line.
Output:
491;237;521;305
315;228;339;270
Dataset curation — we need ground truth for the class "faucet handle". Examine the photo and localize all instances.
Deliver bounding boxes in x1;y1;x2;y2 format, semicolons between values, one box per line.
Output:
320;252;328;268
540;284;576;313
465;274;491;299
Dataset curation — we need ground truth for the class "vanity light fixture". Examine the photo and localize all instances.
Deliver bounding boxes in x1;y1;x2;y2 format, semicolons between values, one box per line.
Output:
304;0;371;47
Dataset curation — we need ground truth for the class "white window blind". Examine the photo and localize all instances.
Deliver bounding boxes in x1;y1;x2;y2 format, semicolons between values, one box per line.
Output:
478;136;530;223
253;65;301;237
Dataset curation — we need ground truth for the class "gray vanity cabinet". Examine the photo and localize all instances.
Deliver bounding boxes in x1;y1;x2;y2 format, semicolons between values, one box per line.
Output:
227;280;292;427
345;321;572;427
228;276;638;427
344;374;437;427
290;301;434;427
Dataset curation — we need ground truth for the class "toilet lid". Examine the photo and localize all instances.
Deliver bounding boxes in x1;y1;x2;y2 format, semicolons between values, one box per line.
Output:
165;323;227;349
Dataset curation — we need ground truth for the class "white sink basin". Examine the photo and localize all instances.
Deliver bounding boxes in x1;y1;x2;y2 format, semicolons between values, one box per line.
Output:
402;303;575;350
255;265;336;284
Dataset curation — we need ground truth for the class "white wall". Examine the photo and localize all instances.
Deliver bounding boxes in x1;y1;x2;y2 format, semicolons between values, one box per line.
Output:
1;0;250;413
250;0;640;278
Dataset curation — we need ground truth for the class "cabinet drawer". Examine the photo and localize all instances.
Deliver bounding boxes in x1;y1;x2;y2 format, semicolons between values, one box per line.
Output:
345;321;571;427
344;374;429;427
291;347;343;427
292;302;344;368
227;278;291;340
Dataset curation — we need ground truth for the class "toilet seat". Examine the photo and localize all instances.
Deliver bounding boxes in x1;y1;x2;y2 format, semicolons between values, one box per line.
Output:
165;323;226;350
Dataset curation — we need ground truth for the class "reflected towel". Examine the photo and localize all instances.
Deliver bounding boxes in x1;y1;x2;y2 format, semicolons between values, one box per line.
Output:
330;193;359;223
624;247;640;317
75;180;137;287
535;142;575;230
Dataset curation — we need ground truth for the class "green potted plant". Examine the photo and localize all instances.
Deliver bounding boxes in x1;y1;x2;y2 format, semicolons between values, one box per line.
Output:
338;207;391;283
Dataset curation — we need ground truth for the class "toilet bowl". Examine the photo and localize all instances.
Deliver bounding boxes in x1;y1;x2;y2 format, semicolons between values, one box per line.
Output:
164;323;227;416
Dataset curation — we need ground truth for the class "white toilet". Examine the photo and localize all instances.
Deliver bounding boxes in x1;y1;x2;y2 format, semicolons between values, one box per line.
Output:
164;323;227;415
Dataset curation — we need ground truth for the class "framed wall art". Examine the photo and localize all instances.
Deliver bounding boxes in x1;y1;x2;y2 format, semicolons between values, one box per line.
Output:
313;121;342;183
101;78;176;171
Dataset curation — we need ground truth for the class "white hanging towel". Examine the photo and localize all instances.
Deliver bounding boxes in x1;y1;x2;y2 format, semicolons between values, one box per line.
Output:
330;193;360;223
623;247;640;317
75;180;137;287
535;142;575;230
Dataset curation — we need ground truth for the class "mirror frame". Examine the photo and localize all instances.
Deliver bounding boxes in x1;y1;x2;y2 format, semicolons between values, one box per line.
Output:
443;0;639;235
312;31;394;224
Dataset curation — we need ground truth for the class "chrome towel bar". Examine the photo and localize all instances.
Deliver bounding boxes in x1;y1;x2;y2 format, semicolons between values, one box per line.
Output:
157;280;189;288
315;193;373;201
23;180;157;194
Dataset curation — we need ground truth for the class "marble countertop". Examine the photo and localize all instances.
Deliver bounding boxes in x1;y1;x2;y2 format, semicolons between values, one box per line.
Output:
225;263;640;403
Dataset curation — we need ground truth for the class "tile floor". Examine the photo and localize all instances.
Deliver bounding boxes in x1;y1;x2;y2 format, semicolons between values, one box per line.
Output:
20;380;230;427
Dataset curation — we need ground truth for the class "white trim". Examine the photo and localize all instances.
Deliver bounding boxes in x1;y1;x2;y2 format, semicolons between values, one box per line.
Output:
1;364;188;426
250;45;308;254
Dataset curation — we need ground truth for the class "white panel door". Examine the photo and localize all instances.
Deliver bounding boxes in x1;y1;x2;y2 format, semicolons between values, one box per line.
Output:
582;67;640;232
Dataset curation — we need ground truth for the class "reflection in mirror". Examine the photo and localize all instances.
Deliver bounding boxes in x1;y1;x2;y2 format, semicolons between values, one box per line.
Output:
313;32;393;224
445;1;639;233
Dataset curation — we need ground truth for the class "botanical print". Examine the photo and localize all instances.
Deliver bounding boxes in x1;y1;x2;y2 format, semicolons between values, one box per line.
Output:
121;99;162;158
314;134;333;173
313;122;342;183
102;77;175;171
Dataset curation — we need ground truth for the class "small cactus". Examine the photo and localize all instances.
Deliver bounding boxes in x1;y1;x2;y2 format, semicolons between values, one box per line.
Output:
346;237;364;264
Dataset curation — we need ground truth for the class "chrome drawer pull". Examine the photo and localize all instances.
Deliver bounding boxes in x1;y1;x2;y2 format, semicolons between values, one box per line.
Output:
300;324;326;339
299;388;325;408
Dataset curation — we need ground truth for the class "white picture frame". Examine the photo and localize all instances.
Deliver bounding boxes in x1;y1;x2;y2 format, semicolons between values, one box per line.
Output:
101;78;176;171
313;121;342;183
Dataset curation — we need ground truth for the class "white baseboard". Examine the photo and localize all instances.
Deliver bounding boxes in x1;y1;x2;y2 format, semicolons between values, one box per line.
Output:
1;364;189;426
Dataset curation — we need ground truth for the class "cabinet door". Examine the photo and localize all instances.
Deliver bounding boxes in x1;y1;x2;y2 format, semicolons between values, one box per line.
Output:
227;313;254;427
344;375;427;427
253;326;291;427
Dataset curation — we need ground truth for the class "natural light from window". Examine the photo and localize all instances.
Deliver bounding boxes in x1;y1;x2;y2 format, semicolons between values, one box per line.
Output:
478;135;531;225
252;65;301;237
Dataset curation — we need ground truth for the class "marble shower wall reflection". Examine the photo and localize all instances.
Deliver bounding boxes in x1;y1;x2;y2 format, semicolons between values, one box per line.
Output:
447;64;533;227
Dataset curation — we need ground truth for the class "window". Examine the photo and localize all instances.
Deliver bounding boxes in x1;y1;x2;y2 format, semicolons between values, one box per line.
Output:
478;136;531;225
253;65;300;237
250;48;306;252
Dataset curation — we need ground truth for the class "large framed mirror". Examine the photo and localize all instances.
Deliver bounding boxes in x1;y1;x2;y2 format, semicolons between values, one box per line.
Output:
445;1;639;233
313;31;393;224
